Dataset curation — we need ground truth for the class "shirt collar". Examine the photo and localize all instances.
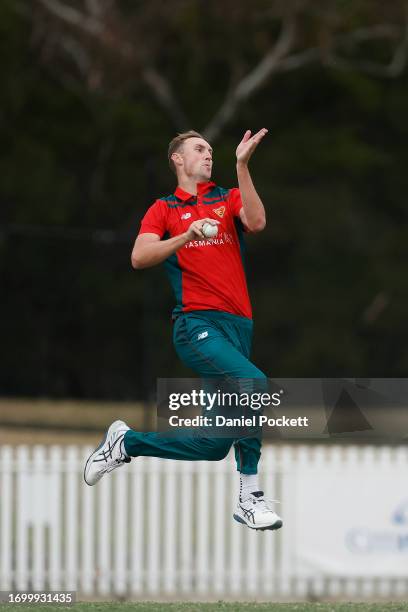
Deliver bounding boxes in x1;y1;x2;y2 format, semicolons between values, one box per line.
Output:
174;181;216;202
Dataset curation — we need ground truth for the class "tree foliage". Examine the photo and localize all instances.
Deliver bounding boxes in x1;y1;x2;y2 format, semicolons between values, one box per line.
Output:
22;0;408;139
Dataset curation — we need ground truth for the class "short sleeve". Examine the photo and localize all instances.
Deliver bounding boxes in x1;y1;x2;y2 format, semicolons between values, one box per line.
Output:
227;188;243;217
138;200;168;238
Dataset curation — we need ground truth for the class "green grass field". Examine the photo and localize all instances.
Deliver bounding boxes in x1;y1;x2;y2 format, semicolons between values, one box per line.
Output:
1;603;408;612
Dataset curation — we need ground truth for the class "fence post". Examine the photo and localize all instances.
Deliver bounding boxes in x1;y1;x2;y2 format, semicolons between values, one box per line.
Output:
65;446;79;591
130;456;144;595
163;460;177;594
32;446;46;590
179;459;193;594
0;446;12;590
16;446;29;591
81;446;95;595
146;457;161;594
49;446;62;591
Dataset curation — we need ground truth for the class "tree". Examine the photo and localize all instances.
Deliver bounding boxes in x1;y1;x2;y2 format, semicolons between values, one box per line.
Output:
16;0;408;140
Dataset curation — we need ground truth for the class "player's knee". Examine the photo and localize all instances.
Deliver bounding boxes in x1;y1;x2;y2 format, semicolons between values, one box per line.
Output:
195;436;232;461
210;440;231;461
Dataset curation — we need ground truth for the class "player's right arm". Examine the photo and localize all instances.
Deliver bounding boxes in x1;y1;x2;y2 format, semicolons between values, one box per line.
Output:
131;218;218;269
131;232;186;269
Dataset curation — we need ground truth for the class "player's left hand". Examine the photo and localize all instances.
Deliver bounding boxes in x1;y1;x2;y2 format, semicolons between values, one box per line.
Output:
236;128;268;165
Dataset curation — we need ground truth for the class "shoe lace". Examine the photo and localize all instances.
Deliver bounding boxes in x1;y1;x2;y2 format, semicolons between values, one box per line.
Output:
250;490;280;512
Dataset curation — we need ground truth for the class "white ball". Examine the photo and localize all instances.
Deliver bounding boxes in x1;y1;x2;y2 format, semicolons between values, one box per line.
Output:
202;222;218;238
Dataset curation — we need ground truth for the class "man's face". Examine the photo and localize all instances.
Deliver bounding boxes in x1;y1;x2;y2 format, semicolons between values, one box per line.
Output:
174;137;213;180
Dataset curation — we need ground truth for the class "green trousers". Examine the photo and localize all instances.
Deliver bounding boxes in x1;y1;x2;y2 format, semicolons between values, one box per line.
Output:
124;310;266;474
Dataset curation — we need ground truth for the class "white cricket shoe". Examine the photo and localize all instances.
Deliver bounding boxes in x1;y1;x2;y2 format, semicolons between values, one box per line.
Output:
84;420;131;486
233;491;283;531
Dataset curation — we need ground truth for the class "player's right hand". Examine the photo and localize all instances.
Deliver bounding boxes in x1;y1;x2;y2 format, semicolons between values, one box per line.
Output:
184;218;219;241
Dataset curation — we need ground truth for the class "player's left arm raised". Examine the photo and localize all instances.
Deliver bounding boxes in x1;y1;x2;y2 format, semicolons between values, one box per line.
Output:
236;128;267;233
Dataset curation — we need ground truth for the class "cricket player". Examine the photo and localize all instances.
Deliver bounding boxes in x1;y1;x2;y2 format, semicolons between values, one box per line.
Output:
84;129;282;531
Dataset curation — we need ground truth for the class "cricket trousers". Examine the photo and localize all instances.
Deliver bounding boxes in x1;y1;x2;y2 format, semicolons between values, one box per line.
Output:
123;310;266;474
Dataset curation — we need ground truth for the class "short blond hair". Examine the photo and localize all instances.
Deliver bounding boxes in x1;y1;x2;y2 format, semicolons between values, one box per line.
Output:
168;130;205;174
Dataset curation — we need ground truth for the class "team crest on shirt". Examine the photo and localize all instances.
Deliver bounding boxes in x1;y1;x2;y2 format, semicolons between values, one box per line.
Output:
213;206;226;218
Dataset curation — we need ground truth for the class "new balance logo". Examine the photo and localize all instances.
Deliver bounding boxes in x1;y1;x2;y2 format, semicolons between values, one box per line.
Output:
181;212;192;220
197;331;208;340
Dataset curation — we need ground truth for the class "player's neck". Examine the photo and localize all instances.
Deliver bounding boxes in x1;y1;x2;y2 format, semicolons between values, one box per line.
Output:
177;175;208;196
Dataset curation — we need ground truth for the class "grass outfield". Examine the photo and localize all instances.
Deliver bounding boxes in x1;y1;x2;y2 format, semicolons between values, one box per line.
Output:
1;603;408;612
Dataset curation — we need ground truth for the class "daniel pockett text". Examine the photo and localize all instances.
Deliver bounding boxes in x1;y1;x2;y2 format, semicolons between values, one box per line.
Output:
168;414;309;428
166;389;309;429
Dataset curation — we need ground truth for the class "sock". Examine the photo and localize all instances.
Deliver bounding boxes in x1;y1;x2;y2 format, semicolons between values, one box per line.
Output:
239;473;260;501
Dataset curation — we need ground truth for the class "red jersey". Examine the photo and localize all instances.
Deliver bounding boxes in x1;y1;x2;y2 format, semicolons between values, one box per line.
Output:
138;181;252;319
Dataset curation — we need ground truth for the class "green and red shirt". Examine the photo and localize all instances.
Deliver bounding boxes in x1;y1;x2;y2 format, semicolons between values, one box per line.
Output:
139;181;252;319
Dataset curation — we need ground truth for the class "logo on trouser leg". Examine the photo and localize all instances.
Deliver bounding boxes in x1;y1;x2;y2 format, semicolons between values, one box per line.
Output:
197;331;208;340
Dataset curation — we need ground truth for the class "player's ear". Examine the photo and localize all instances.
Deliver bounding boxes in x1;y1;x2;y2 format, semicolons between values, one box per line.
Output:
171;151;183;167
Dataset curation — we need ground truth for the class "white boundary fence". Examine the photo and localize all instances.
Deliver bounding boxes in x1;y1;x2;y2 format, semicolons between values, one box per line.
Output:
1;444;408;599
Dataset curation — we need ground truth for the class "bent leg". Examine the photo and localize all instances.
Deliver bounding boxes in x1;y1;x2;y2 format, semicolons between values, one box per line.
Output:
173;313;267;474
